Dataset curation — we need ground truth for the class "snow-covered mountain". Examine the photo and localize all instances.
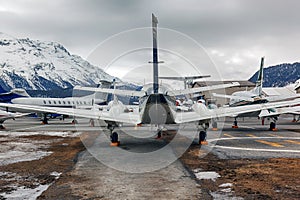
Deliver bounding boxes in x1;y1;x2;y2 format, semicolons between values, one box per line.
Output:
0;32;114;91
249;62;300;87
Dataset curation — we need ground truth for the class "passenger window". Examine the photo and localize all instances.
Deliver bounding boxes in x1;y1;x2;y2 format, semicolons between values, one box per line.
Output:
48;101;51;104
43;100;46;104
53;101;56;104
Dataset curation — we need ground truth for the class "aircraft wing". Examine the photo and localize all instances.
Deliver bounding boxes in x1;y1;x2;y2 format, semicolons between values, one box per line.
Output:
167;82;240;96
0;103;141;124
159;75;211;80
266;94;300;102
259;106;300;118
175;99;300;123
74;86;146;97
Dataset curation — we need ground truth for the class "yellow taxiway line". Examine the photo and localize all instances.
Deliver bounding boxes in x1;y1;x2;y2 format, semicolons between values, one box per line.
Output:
268;133;283;138
255;140;284;148
223;133;234;138
284;140;300;145
246;134;257;138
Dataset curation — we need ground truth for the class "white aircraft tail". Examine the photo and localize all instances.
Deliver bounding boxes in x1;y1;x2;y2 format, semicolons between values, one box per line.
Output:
253;57;264;97
10;88;30;97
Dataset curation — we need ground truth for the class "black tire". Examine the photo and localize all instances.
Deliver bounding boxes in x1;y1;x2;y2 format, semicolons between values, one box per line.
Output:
199;131;206;142
111;132;118;143
212;121;217;128
269;122;276;130
234;120;238;127
157;130;162;138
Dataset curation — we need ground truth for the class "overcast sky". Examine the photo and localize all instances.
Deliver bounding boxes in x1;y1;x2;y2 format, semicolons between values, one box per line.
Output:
1;0;300;83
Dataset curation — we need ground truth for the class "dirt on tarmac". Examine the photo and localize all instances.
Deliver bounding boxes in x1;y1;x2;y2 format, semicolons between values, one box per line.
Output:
181;143;300;200
1;133;300;199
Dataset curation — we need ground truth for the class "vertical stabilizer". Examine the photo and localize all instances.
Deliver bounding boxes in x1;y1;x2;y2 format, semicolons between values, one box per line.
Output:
254;57;264;96
152;13;159;94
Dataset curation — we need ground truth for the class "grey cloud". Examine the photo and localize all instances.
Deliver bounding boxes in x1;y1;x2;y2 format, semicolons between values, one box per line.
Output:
1;0;300;80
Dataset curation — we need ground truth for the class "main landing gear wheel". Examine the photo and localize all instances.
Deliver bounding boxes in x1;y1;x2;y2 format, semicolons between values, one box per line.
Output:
199;131;208;145
232;119;238;128
212;121;218;131
269;122;277;131
110;132;120;146
41;115;48;125
89;119;95;127
156;130;162;139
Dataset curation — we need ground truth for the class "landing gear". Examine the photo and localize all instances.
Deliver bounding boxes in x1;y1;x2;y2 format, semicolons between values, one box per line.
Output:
156;130;162;139
0;124;5;129
89;119;95;127
198;122;209;145
292;115;299;122
41;114;48;124
107;123;120;146
232;118;238;128
212;120;218;131
71;119;78;124
269;117;278;131
199;131;207;144
292;115;297;122
110;132;119;143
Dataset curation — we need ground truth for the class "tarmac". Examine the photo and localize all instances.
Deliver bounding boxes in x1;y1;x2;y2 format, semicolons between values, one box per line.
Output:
0;115;299;199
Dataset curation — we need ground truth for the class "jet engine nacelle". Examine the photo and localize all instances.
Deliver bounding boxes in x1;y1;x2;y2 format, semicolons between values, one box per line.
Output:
107;100;126;116
192;101;209;114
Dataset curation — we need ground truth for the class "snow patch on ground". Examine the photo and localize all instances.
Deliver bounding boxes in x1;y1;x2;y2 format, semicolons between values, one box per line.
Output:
0;171;62;199
0;131;82;137
211;191;244;200
219;183;233;188
0;184;51;200
193;169;220;181
50;171;62;179
0;138;52;166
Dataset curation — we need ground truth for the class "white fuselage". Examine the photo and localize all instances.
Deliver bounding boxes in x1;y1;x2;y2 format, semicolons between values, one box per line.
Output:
11;94;105;108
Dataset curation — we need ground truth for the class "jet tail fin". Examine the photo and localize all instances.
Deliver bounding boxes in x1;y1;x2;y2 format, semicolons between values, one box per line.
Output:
10;88;30;97
253;57;264;96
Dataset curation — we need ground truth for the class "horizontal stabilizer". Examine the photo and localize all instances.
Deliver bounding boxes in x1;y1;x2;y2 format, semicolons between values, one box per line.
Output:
159;75;211;81
168;82;240;96
74;86;146;97
212;93;255;102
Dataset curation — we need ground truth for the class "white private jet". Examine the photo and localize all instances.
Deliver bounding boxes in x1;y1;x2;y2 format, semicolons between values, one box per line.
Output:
0;14;299;145
213;57;300;130
5;80;112;124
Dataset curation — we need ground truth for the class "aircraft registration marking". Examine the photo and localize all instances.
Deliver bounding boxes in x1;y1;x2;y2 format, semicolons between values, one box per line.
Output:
255;140;284;148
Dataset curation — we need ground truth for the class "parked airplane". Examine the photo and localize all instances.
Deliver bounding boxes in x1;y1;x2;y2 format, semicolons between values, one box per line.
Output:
213;57;300;130
0;88;30;103
3;80;111;124
0;110;29;129
0;14;299;145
